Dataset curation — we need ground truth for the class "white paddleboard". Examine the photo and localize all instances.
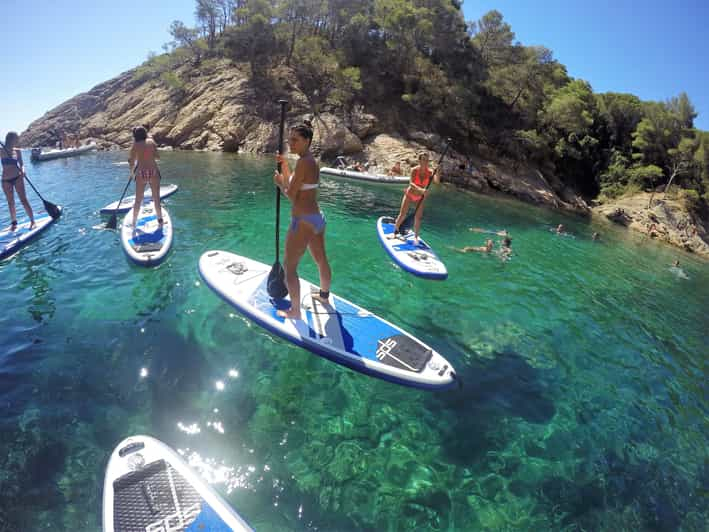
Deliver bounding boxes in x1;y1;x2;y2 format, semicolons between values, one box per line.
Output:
320;167;409;184
101;184;179;214
121;202;173;266
102;435;252;532
376;216;448;280
199;250;456;390
0;209;61;261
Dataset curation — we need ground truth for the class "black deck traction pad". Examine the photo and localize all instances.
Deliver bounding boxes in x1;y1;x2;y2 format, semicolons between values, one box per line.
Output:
375;334;432;372
135;242;164;253
113;459;202;531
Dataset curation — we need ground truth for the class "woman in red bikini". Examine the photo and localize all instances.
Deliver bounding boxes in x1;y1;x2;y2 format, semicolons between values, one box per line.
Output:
392;151;440;244
127;126;163;229
1;132;35;231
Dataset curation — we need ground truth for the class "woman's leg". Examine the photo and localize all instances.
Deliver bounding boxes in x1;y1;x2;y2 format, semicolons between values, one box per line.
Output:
148;174;163;223
413;196;427;241
132;176;146;227
308;228;331;295
15;178;35;227
393;194;412;232
277;222;312;319
2;181;17;227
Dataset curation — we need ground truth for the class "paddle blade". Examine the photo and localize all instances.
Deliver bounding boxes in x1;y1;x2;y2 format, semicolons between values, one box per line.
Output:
105;213;118;230
267;262;288;299
44;200;62;219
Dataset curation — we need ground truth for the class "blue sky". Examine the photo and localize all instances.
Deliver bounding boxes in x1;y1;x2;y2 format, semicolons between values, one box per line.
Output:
2;0;707;142
462;1;709;130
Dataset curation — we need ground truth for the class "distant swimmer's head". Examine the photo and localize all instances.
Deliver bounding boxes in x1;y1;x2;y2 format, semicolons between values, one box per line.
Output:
132;126;148;142
673;260;680;267
289;120;314;153
502;236;512;247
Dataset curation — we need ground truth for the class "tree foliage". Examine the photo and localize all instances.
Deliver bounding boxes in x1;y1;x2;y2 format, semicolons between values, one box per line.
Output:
154;0;706;211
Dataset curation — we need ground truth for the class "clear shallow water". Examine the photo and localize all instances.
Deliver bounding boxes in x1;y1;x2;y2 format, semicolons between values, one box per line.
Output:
0;151;707;531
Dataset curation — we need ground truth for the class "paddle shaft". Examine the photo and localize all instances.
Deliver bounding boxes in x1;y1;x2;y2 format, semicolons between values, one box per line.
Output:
275;100;288;263
402;139;451;231
106;169;135;229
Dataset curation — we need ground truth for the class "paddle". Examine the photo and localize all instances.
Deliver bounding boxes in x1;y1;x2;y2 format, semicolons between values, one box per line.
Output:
0;141;62;219
400;138;451;233
267;99;289;299
105;170;135;230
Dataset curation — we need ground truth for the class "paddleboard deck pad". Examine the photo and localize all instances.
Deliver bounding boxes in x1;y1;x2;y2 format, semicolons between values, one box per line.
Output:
101;184;179;214
103;435;252;532
0;209;61;261
376;216;448;280
121;202;173;266
199;250;456;389
320;167;409;184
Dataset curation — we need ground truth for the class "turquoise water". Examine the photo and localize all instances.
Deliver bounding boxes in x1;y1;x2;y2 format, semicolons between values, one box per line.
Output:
1;151;707;531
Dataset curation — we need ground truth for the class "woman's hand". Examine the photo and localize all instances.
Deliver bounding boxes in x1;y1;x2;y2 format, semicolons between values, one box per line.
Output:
274;170;284;189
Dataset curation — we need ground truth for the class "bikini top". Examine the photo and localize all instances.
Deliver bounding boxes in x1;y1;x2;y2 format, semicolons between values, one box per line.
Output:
288;173;318;191
1;152;20;167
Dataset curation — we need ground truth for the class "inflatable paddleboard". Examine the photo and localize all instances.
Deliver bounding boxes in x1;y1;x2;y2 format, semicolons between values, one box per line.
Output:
103;435;252;532
30;143;96;162
0;209;61;261
376;216;447;280
121;202;173;266
320;167;409;184
101;184;179;214
199;250;456;390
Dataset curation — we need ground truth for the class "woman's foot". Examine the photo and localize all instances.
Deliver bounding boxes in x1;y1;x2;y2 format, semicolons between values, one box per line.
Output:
29;220;36;229
157;217;164;226
311;288;330;303
9;220;17;231
277;307;302;319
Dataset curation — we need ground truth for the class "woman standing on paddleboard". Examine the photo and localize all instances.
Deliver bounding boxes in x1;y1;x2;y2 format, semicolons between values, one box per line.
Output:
392;151;440;244
273;120;332;320
1;132;35;230
127;126;163;229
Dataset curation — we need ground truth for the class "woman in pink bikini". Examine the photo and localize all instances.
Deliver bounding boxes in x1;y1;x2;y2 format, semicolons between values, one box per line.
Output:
1;132;35;230
273;120;332;320
127;126;163;229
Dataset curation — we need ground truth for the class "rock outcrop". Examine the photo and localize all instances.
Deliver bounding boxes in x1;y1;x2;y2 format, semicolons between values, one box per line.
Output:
19;58;590;217
593;192;709;257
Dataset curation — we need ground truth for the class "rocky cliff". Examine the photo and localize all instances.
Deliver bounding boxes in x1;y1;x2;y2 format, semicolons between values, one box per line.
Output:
20;58;593;217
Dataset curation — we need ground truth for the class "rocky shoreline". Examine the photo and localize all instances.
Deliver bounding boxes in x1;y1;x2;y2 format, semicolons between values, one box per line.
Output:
18;60;708;258
593;193;709;258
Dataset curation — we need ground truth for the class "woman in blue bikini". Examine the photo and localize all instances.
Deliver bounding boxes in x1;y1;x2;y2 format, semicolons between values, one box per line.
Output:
1;132;35;231
274;120;332;320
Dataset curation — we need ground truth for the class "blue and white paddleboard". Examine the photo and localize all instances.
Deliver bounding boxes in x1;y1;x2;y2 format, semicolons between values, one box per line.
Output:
376;216;448;280
100;183;179;214
199;250;456;390
0;209;61;261
102;435;252;532
120;202;173;266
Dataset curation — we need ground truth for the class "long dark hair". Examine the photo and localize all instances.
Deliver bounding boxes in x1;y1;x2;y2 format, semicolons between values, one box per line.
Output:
132;126;148;142
3;131;18;151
